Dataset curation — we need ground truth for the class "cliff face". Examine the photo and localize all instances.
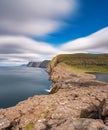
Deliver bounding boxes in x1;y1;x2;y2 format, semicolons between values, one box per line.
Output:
27;62;41;67
27;60;50;68
39;60;50;68
0;54;108;130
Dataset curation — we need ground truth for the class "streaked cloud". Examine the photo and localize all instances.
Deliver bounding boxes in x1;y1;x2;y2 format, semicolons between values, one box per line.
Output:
0;0;78;36
0;0;79;65
60;27;108;53
0;27;108;65
0;36;59;65
0;36;58;54
0;54;45;66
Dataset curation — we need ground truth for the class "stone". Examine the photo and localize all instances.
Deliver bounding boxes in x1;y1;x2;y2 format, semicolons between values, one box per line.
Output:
0;117;11;129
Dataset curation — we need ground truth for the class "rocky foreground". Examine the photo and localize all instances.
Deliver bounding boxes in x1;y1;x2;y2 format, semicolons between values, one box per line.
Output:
0;61;108;129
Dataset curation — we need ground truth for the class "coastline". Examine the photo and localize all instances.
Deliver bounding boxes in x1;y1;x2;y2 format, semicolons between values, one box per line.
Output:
0;62;108;130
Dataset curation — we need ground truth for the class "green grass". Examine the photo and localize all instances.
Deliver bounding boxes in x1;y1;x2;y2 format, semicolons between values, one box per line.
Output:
59;62;85;72
25;123;35;130
50;56;58;70
49;54;108;73
43;110;50;117
63;63;108;73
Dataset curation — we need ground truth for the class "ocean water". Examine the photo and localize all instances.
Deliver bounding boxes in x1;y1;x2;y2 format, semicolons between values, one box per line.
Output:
94;73;108;82
0;67;52;108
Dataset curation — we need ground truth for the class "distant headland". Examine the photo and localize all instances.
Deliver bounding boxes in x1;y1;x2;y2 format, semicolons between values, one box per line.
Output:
27;60;50;68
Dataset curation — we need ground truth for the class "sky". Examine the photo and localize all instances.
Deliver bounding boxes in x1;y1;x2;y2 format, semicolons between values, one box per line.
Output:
0;0;108;65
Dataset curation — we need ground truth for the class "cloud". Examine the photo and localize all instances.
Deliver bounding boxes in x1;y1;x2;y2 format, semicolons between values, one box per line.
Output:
0;36;59;65
0;36;58;54
60;27;108;53
0;54;45;66
0;27;108;65
0;53;53;66
0;0;79;65
0;0;78;36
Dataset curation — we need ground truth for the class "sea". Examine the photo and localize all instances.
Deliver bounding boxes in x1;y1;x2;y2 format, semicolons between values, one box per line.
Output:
0;66;52;108
94;73;108;82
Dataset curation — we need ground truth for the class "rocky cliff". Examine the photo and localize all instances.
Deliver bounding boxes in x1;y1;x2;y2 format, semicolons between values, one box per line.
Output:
27;60;50;68
46;53;108;74
0;54;108;130
27;62;41;67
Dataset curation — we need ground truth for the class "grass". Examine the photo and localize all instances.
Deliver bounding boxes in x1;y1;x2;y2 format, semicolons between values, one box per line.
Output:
62;63;108;73
25;123;35;130
43;110;50;117
50;56;58;70
50;54;108;73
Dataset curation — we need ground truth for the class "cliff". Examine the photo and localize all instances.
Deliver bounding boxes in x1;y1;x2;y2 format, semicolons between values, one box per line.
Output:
39;60;50;68
27;62;41;67
46;53;108;74
27;60;50;68
0;54;108;130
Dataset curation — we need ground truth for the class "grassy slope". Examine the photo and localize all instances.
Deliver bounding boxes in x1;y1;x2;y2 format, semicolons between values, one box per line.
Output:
50;53;108;73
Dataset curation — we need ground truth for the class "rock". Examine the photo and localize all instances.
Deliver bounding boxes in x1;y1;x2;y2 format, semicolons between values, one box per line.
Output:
101;98;108;117
34;122;46;130
0;117;11;129
27;60;50;68
49;119;108;130
39;60;50;68
98;98;108;126
27;62;41;67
